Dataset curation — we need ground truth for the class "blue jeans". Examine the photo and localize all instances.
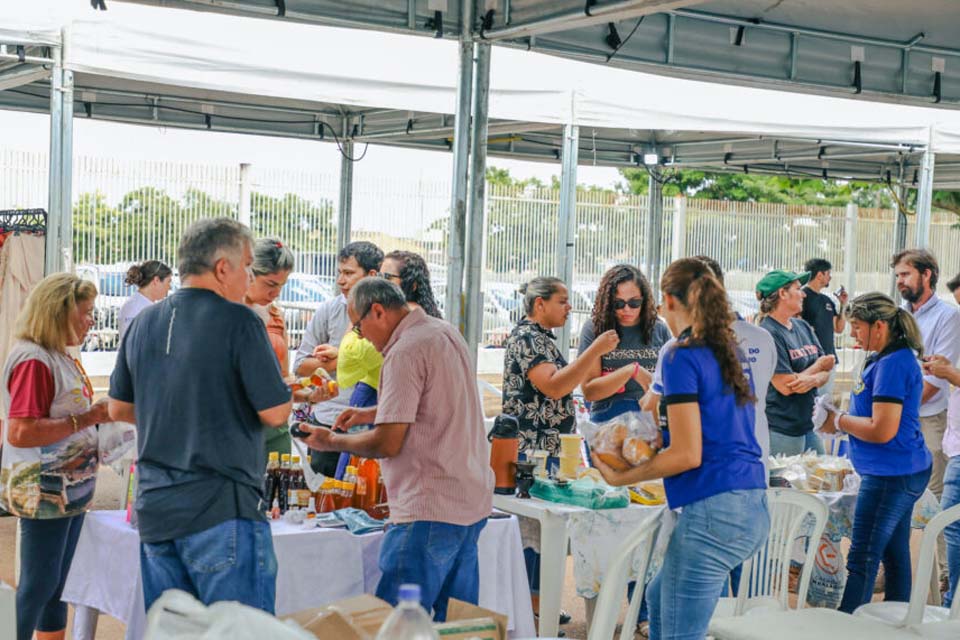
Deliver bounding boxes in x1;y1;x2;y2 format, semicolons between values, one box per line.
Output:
140;518;278;614
589;398;641;423
769;430;824;457
941;456;960;608
647;490;769;640
839;466;932;613
17;515;85;640
376;519;487;621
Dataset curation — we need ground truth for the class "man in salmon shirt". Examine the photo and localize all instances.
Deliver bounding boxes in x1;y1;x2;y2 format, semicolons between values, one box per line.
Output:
297;277;494;621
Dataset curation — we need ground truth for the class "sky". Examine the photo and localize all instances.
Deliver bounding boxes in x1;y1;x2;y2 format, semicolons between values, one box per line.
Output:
0;0;624;190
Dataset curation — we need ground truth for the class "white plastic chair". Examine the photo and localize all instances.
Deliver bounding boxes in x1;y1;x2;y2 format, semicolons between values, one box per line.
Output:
712;488;829;619
854;502;960;628
477;378;500;435
586;515;662;640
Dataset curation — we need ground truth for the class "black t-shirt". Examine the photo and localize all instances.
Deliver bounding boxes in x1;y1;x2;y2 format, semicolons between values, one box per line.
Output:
578;319;672;414
801;286;838;356
110;288;291;543
760;316;824;437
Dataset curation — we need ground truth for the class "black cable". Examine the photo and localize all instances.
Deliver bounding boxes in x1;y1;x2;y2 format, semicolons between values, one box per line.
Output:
606;17;644;63
9;88;370;162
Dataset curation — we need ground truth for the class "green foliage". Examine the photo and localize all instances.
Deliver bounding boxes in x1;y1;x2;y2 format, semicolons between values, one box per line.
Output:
73;186;334;265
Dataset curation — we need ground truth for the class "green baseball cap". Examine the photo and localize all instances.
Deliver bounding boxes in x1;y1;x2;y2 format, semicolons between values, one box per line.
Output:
756;270;810;298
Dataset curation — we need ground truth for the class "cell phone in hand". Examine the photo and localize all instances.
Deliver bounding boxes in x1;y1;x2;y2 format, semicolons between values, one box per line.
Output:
289;423;311;439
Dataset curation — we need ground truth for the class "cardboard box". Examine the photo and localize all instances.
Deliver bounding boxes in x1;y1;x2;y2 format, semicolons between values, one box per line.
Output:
287;596;506;640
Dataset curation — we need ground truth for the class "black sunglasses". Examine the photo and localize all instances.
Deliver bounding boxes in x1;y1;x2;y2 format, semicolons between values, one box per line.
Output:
613;298;643;310
379;271;401;280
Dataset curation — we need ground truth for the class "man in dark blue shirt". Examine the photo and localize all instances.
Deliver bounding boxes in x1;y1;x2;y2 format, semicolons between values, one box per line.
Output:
801;258;849;401
109;217;292;614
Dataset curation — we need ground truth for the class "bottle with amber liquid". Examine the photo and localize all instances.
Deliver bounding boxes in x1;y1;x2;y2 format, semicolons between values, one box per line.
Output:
278;454;292;513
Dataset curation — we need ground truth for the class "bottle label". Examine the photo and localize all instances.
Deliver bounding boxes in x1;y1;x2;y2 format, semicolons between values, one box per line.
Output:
357;477;367;496
288;489;298;508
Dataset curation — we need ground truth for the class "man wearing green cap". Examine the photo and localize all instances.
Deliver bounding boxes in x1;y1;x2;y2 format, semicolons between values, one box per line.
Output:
756;270;836;456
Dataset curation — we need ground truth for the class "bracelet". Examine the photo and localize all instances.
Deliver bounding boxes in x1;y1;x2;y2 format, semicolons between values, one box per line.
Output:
70;414;80;433
833;410;847;434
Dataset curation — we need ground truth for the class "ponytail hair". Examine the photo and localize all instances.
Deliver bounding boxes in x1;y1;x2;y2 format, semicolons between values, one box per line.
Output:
125;260;172;289
847;292;924;357
661;258;755;405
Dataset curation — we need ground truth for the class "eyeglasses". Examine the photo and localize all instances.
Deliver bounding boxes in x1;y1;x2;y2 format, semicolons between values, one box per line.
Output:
613;298;643;310
379;271;401;280
352;309;371;337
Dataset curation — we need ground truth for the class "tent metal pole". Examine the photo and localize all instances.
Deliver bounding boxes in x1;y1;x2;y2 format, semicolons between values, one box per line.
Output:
646;172;664;299
337;141;355;249
671;195;686;262
464;42;491;370
45;45;63;275
914;147;935;248
890;163;908;297
555;124;579;356
844;203;858;296
59;66;75;273
445;1;474;334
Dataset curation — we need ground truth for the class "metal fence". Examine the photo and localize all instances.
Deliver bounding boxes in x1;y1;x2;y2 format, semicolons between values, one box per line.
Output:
1;148;958;352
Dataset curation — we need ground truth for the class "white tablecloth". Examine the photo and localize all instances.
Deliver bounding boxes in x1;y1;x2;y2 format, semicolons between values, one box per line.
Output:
62;511;535;640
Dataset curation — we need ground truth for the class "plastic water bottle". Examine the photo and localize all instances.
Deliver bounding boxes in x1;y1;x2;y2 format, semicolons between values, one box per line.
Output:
375;584;439;640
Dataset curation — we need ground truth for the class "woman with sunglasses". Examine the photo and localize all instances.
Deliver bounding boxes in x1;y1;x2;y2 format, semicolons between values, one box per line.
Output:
379;250;442;318
822;293;931;613
579;264;671;422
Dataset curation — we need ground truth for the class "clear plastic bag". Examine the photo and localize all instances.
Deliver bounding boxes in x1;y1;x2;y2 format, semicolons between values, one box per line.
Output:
579;411;659;470
98;421;137;476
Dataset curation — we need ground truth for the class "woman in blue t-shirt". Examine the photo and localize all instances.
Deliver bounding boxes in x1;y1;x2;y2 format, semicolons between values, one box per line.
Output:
593;258;770;640
578;264;672;422
822;292;932;613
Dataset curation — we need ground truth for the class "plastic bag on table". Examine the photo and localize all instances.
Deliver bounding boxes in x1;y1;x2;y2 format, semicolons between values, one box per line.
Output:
579;411;659;471
529;476;629;509
334;507;386;534
290;434;325;492
98;421;137;476
144;589;314;640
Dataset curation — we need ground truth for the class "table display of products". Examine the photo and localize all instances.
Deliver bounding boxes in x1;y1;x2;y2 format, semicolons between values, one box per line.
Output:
262;452;388;523
768;451;941;609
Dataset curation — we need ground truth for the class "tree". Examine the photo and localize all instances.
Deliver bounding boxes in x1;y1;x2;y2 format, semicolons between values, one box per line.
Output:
248;191;336;253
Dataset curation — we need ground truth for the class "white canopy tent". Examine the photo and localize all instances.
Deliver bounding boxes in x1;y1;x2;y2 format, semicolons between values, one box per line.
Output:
3;3;960;357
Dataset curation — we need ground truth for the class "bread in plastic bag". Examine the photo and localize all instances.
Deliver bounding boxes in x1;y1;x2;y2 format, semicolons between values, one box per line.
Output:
580;411;659;470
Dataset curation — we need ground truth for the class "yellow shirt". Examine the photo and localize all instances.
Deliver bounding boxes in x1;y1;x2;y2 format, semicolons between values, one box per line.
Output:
337;330;383;390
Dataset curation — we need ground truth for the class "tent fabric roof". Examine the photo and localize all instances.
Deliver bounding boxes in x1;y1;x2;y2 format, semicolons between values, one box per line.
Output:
4;4;960;185
109;1;960;110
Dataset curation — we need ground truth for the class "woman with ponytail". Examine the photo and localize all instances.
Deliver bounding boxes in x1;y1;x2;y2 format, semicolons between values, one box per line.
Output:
118;260;172;340
593;258;769;640
821;292;932;613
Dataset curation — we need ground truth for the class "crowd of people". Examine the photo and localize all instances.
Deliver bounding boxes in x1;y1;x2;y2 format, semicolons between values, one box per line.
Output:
2;213;960;640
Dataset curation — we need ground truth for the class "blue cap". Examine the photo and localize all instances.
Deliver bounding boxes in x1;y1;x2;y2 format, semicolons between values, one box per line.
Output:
397;584;421;602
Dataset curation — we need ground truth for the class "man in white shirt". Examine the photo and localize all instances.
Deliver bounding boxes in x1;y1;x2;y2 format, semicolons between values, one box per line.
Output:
923;272;960;604
646;256;776;468
294;241;382;475
893;250;960;499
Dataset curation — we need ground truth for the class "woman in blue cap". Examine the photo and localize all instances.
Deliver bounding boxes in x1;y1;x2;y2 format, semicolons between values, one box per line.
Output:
822;292;931;612
756;269;835;456
593;257;769;640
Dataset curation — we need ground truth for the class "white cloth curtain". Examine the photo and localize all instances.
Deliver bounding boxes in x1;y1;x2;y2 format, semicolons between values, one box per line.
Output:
0;233;45;386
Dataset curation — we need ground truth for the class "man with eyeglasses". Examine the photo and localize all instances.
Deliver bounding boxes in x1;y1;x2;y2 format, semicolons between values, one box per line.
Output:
295;241;383;475
296;277;493;620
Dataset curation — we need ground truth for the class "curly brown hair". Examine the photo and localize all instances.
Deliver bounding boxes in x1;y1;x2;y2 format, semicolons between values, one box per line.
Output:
590;264;658;342
661;258;755;405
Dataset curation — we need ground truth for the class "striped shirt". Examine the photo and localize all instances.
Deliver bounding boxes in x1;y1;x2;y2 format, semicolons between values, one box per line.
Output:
376;307;493;525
